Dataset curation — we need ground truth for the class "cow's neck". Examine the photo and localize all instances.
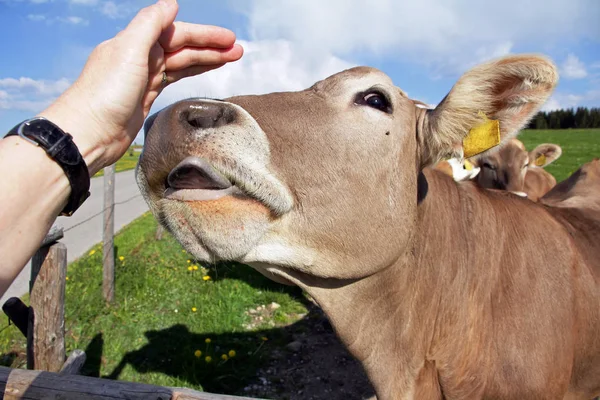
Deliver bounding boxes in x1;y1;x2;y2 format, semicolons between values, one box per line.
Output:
295;170;512;399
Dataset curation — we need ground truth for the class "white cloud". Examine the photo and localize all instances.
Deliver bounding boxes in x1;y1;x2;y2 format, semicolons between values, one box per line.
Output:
561;54;587;79
0;0;53;3
61;16;89;25
100;1;135;19
243;0;600;73
27;13;89;26
0;77;70;95
0;77;70;112
153;39;354;113
27;14;46;21
542;90;600;111
69;0;97;4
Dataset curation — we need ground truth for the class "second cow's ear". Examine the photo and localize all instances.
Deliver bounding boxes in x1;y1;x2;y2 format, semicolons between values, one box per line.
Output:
418;55;558;167
529;144;562;168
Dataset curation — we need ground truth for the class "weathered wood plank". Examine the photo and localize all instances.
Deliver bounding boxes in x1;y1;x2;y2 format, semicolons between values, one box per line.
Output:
27;243;67;372
59;350;86;376
0;366;265;400
103;164;115;304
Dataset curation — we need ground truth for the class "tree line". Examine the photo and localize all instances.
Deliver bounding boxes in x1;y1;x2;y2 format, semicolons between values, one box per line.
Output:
526;107;600;129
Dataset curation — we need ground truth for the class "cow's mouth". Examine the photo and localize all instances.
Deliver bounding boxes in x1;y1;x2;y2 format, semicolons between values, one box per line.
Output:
165;156;243;201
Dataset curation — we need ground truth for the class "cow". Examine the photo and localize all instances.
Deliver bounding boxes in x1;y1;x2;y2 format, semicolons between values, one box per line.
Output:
474;138;562;200
541;158;600;211
137;55;600;399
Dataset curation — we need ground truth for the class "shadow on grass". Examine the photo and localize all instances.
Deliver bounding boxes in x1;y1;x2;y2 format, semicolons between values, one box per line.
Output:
82;333;104;377
205;261;302;295
102;304;375;399
97;262;374;399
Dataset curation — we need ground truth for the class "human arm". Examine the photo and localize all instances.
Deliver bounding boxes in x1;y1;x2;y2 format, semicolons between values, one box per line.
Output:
0;0;243;295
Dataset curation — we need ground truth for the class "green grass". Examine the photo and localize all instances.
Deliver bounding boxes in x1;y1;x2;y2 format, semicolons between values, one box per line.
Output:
0;213;308;394
93;150;141;178
519;128;600;182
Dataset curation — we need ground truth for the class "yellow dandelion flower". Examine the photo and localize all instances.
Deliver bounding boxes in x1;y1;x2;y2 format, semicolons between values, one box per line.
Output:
119;256;124;261
261;336;268;341
192;265;198;271
194;350;202;358
205;356;212;363
187;259;191;263
203;275;211;281
65;277;69;281
221;354;228;361
228;350;236;358
205;338;211;343
192;307;197;312
88;250;96;256
187;266;193;271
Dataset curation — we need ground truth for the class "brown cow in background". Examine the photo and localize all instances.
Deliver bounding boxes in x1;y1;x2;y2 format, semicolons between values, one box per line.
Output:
474;138;561;200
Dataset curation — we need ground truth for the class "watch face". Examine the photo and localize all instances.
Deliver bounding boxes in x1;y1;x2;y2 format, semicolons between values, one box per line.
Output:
21;118;83;166
22;118;61;143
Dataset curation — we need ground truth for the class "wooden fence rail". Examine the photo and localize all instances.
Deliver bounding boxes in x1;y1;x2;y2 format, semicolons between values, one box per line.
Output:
0;365;263;400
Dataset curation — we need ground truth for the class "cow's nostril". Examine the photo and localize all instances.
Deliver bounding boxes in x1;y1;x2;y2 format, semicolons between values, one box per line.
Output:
181;103;236;130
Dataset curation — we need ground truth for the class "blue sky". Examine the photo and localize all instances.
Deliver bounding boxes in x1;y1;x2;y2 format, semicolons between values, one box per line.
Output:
1;0;599;143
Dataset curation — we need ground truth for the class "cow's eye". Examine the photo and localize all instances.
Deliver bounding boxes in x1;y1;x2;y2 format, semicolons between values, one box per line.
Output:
483;162;496;170
357;90;392;113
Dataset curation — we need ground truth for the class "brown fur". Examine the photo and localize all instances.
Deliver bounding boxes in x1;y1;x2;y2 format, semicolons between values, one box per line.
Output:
137;55;600;399
433;160;454;177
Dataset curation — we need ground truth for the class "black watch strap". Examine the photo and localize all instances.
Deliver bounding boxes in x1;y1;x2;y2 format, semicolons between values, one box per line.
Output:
6;117;91;216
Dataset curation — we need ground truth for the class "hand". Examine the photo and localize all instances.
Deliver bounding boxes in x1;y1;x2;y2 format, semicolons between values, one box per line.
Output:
39;0;243;175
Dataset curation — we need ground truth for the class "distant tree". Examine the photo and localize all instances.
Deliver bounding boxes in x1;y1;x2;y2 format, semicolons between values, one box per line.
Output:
548;113;561;129
534;113;548;129
525;107;599;129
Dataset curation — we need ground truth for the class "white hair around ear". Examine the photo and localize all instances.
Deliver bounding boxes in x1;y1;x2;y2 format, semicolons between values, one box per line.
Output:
447;158;480;181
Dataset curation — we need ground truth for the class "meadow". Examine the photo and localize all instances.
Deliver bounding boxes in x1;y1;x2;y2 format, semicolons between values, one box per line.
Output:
92;146;142;178
0;128;598;398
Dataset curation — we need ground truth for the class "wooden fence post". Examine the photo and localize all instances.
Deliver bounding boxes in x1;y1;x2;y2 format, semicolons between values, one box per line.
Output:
155;225;164;241
103;164;115;304
27;226;66;372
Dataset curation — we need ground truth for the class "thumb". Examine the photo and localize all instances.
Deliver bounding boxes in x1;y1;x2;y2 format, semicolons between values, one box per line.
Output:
121;0;179;54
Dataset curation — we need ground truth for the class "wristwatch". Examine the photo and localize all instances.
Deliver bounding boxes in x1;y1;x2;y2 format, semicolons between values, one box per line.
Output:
5;117;91;216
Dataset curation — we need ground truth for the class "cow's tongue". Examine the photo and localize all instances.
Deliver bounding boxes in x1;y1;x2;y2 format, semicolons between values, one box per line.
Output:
165;157;239;201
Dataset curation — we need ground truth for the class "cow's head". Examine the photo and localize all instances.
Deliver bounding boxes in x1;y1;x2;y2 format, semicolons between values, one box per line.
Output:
137;55;557;284
475;139;561;196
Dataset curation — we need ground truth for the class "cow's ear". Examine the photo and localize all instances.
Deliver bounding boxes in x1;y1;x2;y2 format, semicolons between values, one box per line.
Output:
418;55;558;167
529;143;562;168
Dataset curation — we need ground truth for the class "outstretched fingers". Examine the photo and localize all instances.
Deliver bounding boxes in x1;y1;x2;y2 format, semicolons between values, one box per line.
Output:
164;44;243;71
159;22;237;52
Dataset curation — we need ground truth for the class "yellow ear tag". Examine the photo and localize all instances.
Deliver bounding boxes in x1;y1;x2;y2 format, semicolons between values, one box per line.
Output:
464;159;474;171
535;154;547;167
462;111;501;158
